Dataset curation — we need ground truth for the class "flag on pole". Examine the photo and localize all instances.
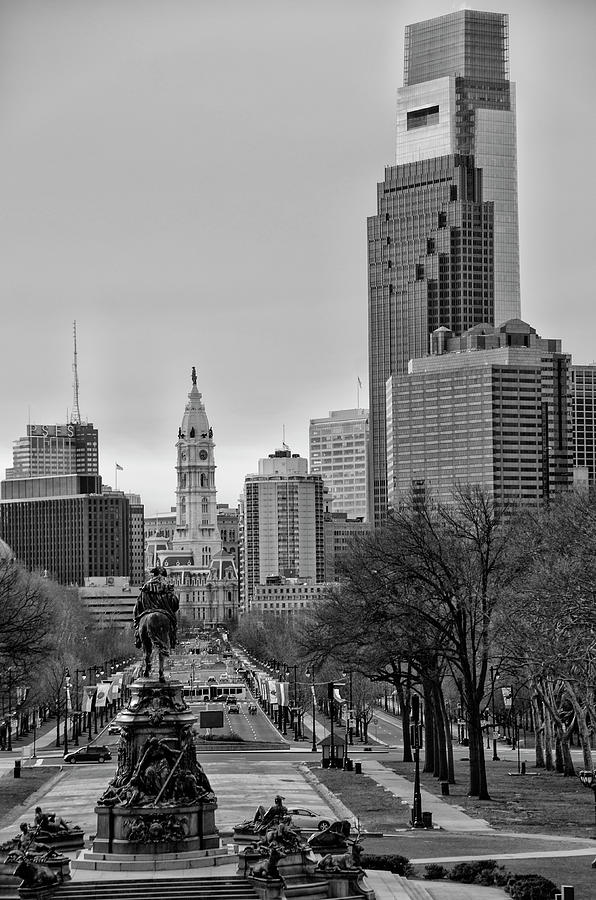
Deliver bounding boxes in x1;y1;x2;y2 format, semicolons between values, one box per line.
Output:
95;682;111;708
82;686;95;712
357;376;362;388
115;463;124;471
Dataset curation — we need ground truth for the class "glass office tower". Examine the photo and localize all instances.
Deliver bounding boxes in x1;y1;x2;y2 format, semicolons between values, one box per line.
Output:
398;10;520;325
368;10;520;524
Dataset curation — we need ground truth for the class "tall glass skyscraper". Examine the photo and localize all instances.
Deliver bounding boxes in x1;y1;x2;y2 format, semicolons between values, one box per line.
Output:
398;10;520;324
368;10;520;524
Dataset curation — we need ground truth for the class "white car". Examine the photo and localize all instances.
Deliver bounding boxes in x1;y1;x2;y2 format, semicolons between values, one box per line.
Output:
287;807;331;831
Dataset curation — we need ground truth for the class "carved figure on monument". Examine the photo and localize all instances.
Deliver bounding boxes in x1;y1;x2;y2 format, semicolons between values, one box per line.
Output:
9;852;59;889
307;819;352;852
316;838;364;872
250;846;286;880
133;566;179;681
125;818;148;843
34;807;69;834
257;821;304;855
16;824;49;856
235;795;292;837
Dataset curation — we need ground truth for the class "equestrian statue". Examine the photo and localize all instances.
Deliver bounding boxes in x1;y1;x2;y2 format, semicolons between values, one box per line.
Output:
133;566;179;681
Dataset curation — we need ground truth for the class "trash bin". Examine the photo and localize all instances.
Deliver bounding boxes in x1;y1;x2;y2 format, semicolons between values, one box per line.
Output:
322;758;330;769
345;758;353;771
440;781;450;796
354;761;362;774
13;760;21;779
422;812;433;828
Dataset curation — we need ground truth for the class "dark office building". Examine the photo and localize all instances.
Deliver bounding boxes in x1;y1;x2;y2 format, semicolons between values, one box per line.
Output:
0;475;130;585
368;153;494;522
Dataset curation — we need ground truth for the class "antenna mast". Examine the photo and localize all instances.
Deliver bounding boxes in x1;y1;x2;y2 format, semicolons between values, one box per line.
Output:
71;321;82;425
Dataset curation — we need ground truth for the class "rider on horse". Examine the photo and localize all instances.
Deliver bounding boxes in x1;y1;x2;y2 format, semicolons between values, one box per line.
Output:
133;567;178;651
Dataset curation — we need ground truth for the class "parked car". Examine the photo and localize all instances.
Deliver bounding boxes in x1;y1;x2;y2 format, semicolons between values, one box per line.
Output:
227;703;240;714
107;724;121;735
287;808;331;831
64;744;112;764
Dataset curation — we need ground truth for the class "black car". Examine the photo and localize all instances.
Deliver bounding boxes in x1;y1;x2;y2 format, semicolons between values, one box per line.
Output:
64;744;112;764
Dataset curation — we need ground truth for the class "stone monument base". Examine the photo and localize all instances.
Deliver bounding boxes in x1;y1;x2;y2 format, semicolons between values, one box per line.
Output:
93;800;219;855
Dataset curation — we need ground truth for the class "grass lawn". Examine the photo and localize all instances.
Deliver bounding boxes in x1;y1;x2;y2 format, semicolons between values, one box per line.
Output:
306;763;413;832
387;755;596;837
308;758;596;898
0;768;58;830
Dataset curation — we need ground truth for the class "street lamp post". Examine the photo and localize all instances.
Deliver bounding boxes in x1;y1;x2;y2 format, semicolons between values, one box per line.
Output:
411;695;424;828
63;670;71;757
74;670;86;746
306;667;317;753
281;668;288;736
7;667;13;752
490;666;500;761
343;669;354;745
292;664;299;740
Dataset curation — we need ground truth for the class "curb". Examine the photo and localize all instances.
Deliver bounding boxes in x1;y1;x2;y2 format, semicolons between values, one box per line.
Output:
298;762;358;825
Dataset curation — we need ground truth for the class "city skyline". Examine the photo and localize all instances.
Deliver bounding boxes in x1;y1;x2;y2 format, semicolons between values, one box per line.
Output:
1;0;594;513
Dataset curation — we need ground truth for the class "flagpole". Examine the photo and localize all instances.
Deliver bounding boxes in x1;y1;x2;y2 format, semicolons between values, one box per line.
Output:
357;378;360;410
115;463;118;491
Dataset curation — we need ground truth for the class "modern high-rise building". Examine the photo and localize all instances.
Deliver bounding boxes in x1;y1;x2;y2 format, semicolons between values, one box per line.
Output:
155;370;238;626
398;10;520;324
386;320;572;509
242;448;325;611
368;9;521;524
5;423;98;480
571;366;596;486
309;408;369;520
0;418;143;585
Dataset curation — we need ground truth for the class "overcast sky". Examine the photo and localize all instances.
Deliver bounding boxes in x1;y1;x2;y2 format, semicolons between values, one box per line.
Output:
1;0;594;514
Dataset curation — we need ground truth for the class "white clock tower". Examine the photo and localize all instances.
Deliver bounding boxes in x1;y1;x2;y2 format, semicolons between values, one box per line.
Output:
171;367;221;567
156;368;238;627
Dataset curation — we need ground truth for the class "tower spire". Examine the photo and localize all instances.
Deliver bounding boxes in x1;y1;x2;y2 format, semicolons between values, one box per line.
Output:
71;320;81;425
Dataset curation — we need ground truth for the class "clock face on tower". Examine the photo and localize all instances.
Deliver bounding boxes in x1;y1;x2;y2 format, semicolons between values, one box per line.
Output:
199;449;208;461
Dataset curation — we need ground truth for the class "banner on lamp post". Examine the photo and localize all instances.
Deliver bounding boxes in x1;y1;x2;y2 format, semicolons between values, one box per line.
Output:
82;686;96;712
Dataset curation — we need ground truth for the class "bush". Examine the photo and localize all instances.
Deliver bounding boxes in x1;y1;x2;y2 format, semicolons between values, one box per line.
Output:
505;873;558;899
423;863;448;880
360;854;412;877
448;860;506;886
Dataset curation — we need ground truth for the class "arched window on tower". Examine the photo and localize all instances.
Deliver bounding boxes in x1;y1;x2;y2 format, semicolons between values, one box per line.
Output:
190;427;195;437
202;498;208;515
200;474;206;487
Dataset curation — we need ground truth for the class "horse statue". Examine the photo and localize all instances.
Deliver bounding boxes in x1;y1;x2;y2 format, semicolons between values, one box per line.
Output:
133;567;179;681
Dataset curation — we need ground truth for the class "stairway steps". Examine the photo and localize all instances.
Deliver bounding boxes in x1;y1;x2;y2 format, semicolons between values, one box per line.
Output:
393;874;434;900
54;877;258;900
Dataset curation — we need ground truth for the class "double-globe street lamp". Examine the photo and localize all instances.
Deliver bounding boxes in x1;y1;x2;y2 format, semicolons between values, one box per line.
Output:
73;669;87;746
305;666;317;753
342;669;354;745
6;666;14;752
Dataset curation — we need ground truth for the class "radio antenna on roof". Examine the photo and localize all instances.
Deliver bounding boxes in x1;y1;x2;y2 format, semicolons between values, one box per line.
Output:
71;320;82;425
